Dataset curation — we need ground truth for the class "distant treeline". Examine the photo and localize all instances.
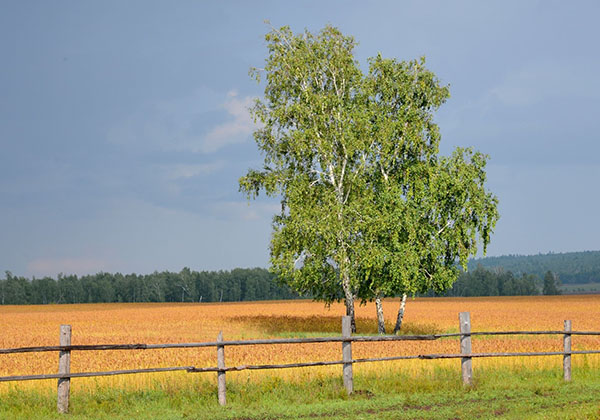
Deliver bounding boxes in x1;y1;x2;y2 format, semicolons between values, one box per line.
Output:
1;265;561;305
0;268;300;305
468;250;600;284
442;266;556;297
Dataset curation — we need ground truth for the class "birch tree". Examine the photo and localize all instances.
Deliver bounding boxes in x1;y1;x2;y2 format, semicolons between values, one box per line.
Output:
240;26;499;333
357;55;498;333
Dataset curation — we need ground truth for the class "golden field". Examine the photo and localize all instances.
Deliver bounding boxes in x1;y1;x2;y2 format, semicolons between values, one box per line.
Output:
1;295;599;392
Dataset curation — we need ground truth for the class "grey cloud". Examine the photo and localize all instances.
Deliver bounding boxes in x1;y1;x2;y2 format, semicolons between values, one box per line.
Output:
107;89;256;154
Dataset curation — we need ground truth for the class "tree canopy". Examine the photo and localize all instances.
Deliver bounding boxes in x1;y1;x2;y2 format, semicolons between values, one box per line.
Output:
543;270;561;295
240;25;499;332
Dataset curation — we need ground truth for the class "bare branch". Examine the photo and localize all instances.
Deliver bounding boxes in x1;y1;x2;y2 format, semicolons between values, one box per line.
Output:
437;220;451;235
327;163;337;189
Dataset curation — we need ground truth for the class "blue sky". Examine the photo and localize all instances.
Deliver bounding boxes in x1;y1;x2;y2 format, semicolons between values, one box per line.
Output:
1;1;599;277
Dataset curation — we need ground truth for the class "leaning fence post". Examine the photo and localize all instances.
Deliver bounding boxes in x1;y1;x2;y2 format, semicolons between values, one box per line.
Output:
341;316;353;394
57;324;71;414
459;312;473;385
217;331;226;406
563;320;572;381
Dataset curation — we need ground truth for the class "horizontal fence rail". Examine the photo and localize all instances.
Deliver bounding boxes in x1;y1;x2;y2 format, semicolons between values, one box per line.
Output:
4;330;600;355
0;312;599;413
4;350;600;383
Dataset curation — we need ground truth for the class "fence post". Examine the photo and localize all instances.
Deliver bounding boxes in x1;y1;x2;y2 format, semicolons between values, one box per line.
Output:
217;331;226;406
342;316;353;395
563;320;572;381
57;325;71;414
459;312;473;385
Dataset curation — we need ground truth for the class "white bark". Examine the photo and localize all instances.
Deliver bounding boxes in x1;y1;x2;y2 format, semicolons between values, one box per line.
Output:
375;293;386;335
341;269;356;333
393;293;407;334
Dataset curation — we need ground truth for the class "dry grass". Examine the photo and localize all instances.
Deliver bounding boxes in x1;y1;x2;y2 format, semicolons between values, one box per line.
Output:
1;295;599;392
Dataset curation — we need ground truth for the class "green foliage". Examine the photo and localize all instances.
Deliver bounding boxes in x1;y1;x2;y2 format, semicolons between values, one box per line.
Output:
444;265;540;297
1;272;31;304
241;25;499;317
241;25;368;310
0;268;300;305
468;250;600;284
543;270;561;295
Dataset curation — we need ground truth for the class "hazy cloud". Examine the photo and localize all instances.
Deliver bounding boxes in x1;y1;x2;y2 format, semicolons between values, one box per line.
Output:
212;200;280;221
201;91;256;153
106;88;211;152
163;161;225;181
107;89;256;154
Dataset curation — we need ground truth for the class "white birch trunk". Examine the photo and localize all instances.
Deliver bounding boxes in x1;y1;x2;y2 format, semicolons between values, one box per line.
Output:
341;270;356;333
393;293;407;334
375;293;386;334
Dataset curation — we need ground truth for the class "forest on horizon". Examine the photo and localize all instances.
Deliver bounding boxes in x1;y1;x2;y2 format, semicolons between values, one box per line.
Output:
468;250;600;284
1;250;596;305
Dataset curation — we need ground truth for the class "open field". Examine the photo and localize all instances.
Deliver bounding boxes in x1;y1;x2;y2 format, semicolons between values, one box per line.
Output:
1;295;600;395
2;296;600;418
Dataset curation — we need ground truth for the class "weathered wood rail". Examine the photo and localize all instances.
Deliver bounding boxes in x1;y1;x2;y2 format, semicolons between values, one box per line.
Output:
1;312;599;413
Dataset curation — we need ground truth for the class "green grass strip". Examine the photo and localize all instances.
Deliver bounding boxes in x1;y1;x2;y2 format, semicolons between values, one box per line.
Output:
1;367;599;419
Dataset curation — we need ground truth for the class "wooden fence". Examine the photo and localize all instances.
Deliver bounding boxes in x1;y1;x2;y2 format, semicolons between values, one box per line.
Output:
1;312;600;413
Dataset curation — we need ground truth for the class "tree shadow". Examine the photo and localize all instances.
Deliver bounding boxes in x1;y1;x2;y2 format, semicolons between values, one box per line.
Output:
230;314;442;336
